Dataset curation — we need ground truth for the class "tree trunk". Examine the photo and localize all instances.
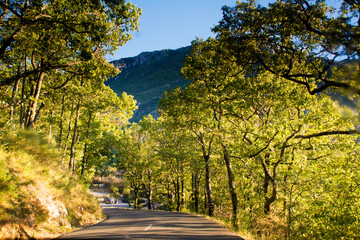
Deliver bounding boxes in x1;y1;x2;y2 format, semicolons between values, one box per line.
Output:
33;101;45;124
191;173;199;212
20;77;26;127
176;175;180;212
181;161;185;208
69;98;81;171
133;186;139;209
197;133;215;217
204;187;208;214
144;168;153;210
19;58;28;127
48;108;55;140
81;112;92;177
204;154;214;216
261;156;278;215
10;77;20;122
264;182;277;214
181;178;185;209
166;181;173;210
146;186;152;210
58;95;66;148
146;184;153;210
223;144;238;229
194;173;199;213
286;183;293;240
25;72;45;128
63;101;75;154
81;143;88;177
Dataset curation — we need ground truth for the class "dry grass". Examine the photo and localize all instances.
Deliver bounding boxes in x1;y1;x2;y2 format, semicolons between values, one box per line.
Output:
92;175;123;186
0;128;104;239
252;214;287;240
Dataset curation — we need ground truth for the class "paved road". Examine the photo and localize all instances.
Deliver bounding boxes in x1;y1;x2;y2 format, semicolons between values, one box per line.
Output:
58;207;244;240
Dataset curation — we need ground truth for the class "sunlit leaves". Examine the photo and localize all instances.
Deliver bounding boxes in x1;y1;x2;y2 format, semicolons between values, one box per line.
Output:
214;0;360;96
159;36;360;238
0;0;140;179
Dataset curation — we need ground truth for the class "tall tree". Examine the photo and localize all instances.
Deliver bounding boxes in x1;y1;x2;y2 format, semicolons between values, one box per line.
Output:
181;38;241;228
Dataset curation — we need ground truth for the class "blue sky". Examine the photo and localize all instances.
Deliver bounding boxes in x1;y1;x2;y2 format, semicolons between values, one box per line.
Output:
107;0;341;61
107;0;238;61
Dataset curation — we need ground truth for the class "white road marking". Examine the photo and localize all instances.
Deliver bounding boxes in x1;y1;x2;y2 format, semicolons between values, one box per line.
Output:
144;224;153;231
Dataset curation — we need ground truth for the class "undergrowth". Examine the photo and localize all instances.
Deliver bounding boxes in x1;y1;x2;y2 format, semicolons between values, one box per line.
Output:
0;127;103;238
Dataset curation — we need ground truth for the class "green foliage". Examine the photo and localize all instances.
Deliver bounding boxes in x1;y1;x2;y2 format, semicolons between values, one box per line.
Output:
213;0;360;96
0;0;140;180
157;33;360;239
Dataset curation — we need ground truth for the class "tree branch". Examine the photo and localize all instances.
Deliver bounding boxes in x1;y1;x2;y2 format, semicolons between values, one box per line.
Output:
295;129;360;139
0;98;27;109
249;131;278;158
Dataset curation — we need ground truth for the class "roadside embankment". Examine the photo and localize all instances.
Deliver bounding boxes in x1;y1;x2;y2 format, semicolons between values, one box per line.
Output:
0;129;104;239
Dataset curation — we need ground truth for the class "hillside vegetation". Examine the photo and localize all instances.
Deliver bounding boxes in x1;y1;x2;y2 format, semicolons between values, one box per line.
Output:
107;46;190;121
0;128;103;239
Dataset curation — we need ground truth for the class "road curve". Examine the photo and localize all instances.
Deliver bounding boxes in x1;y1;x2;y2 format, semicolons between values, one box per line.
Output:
57;207;244;240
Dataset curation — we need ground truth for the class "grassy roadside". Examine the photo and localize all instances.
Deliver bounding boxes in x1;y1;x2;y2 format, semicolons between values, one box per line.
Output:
0;128;104;239
185;211;254;240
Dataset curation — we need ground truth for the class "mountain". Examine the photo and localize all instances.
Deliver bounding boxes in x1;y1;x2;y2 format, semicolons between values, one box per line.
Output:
106;46;191;122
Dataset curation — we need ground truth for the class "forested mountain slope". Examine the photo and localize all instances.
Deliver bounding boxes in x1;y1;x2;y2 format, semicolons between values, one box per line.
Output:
106;46;191;122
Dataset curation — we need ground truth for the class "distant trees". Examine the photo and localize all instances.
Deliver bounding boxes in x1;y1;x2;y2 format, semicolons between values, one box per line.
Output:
116;115;161;210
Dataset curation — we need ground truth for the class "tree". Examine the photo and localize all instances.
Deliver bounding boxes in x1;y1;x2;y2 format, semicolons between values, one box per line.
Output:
117;123;145;209
117;116;161;210
78;89;137;177
0;0;140;177
213;0;360;96
159;87;217;217
138;115;162;210
0;0;141;128
166;36;360;237
180;38;241;228
155;116;195;212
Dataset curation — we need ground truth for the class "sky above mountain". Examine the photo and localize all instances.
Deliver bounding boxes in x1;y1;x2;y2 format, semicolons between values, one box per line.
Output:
107;0;341;61
107;0;240;61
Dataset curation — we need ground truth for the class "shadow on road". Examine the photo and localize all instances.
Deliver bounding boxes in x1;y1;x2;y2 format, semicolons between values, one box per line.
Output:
58;208;244;240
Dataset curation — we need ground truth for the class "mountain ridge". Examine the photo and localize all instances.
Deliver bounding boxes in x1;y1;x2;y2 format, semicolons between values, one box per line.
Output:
106;46;191;122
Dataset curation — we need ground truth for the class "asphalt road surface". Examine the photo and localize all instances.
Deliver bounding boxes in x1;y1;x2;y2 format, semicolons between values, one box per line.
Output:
58;207;244;240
